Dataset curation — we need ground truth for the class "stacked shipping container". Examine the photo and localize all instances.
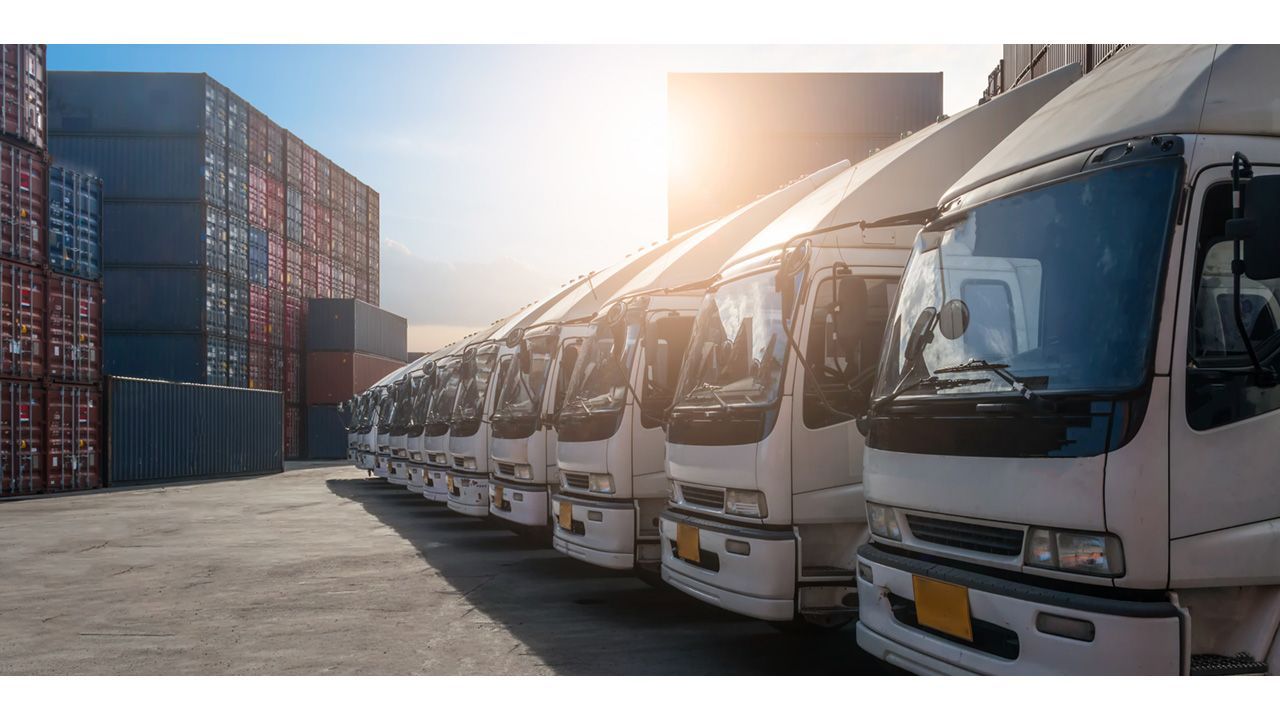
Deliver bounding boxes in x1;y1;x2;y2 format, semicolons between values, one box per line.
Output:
984;44;1129;101
305;298;405;459
48;72;382;458
1;45;106;497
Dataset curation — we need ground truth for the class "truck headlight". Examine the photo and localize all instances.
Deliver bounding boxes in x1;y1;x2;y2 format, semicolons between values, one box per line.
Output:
867;503;902;541
461;457;477;471
513;464;532;480
588;473;614;494
724;489;767;518
1026;527;1124;577
410;452;423;462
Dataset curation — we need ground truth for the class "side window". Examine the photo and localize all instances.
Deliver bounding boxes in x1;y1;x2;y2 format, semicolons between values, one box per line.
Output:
641;315;695;428
803;276;897;429
1188;182;1280;429
489;356;512;417
553;342;581;415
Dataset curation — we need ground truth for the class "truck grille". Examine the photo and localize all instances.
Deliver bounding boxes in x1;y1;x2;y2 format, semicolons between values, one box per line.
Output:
453;456;466;469
905;514;1024;556
680;484;725;511
496;462;515;477
562;471;589;490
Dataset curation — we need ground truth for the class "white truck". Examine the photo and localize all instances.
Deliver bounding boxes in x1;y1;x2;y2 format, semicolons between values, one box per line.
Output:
856;44;1280;675
657;65;1079;628
487;240;685;532
548;162;849;572
406;342;461;495
443;281;600;517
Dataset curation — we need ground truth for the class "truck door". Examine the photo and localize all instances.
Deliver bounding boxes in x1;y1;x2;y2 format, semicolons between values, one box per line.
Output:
1170;166;1280;546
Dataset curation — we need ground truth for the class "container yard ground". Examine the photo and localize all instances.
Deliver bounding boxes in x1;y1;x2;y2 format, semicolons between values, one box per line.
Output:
0;462;897;675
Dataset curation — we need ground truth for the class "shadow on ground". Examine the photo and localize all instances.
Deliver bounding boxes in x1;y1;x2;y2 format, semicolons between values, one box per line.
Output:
327;476;900;675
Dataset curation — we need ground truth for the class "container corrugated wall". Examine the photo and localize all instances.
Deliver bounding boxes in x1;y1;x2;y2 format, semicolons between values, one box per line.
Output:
305;298;407;361
106;376;282;485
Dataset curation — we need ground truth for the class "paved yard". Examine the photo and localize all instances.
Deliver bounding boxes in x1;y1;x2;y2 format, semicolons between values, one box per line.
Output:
0;462;894;675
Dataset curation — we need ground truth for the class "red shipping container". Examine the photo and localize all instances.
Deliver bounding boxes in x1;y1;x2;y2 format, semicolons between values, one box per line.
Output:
285;242;302;298
302;146;316;200
283;350;301;403
248;284;269;345
301;248;317;297
268;290;284;347
316;205;331;255
248;163;268;230
285;403;302;459
45;273;101;384
305;351;403;405
266;174;285;236
284;295;304;350
0;45;46;150
331;211;345;261
316;256;331;300
301;199;316;250
248;107;267;167
45;384;101;492
1;259;44;377
1;141;46;264
1;379;43;496
286;133;302;187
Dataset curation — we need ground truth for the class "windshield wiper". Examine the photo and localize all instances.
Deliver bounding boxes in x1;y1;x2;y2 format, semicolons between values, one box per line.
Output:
933;359;1051;407
688;382;730;411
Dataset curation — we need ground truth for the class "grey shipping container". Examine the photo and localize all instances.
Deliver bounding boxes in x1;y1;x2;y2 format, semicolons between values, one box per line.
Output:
104;267;225;333
105;332;226;384
106;376;282;486
306;298;407;361
307;404;349;459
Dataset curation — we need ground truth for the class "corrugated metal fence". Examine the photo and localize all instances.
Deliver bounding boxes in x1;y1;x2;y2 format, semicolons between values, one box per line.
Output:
106;376;282;485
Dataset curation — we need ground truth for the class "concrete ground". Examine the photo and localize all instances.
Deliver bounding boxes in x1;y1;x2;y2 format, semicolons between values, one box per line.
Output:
0;462;897;675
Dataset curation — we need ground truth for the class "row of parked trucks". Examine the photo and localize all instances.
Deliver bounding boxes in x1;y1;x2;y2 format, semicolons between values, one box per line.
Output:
345;46;1280;674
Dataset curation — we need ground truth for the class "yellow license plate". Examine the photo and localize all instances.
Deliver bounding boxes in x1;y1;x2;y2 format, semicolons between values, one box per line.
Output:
447;476;455;493
912;575;973;642
493;485;504;505
675;524;701;563
558;501;572;530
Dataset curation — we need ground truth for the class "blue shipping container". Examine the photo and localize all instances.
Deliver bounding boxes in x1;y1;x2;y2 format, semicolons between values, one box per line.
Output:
104;267;223;333
248;227;268;286
307;404;350;459
49;72;209;136
107;376;282;486
105;332;213;383
48;165;104;279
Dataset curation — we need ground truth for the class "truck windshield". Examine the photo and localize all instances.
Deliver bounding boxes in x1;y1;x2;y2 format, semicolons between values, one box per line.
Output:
672;270;791;410
493;333;558;420
377;388;395;432
390;378;415;433
425;361;462;434
410;367;436;428
559;319;641;421
873;158;1182;402
451;349;498;437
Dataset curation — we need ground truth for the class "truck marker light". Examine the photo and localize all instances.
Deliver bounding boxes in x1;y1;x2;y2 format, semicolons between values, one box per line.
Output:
588;510;603;522
1035;612;1095;642
725;539;750;556
858;561;873;583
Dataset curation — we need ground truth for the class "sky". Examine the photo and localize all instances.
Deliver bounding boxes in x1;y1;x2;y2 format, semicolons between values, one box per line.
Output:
50;45;1000;350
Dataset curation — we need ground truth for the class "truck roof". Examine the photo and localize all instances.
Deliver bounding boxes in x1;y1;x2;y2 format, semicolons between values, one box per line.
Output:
607;160;850;302
530;235;684;328
943;45;1280;204
723;63;1081;271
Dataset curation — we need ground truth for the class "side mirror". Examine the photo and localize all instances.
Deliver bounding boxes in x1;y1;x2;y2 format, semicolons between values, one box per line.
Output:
834;276;868;359
517;340;531;375
1241;175;1280;280
904;307;938;362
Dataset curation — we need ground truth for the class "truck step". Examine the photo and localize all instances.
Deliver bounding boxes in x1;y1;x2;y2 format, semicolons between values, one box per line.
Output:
1190;653;1269;676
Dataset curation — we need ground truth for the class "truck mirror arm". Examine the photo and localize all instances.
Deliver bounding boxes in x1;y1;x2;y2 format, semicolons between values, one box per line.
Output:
1229;151;1277;388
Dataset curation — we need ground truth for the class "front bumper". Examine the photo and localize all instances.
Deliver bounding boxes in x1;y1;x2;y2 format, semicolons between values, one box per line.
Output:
357;451;376;470
422;465;451;503
855;543;1184;675
658;509;797;622
372;453;391;478
551;493;636;570
490;478;549;527
387;458;410;485
406;463;426;493
446;472;490;518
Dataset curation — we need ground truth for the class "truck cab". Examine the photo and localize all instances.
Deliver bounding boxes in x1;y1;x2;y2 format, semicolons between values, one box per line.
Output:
658;66;1079;628
355;387;383;472
386;374;419;485
548;162;849;572
422;355;464;503
855;44;1280;675
488;241;683;532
